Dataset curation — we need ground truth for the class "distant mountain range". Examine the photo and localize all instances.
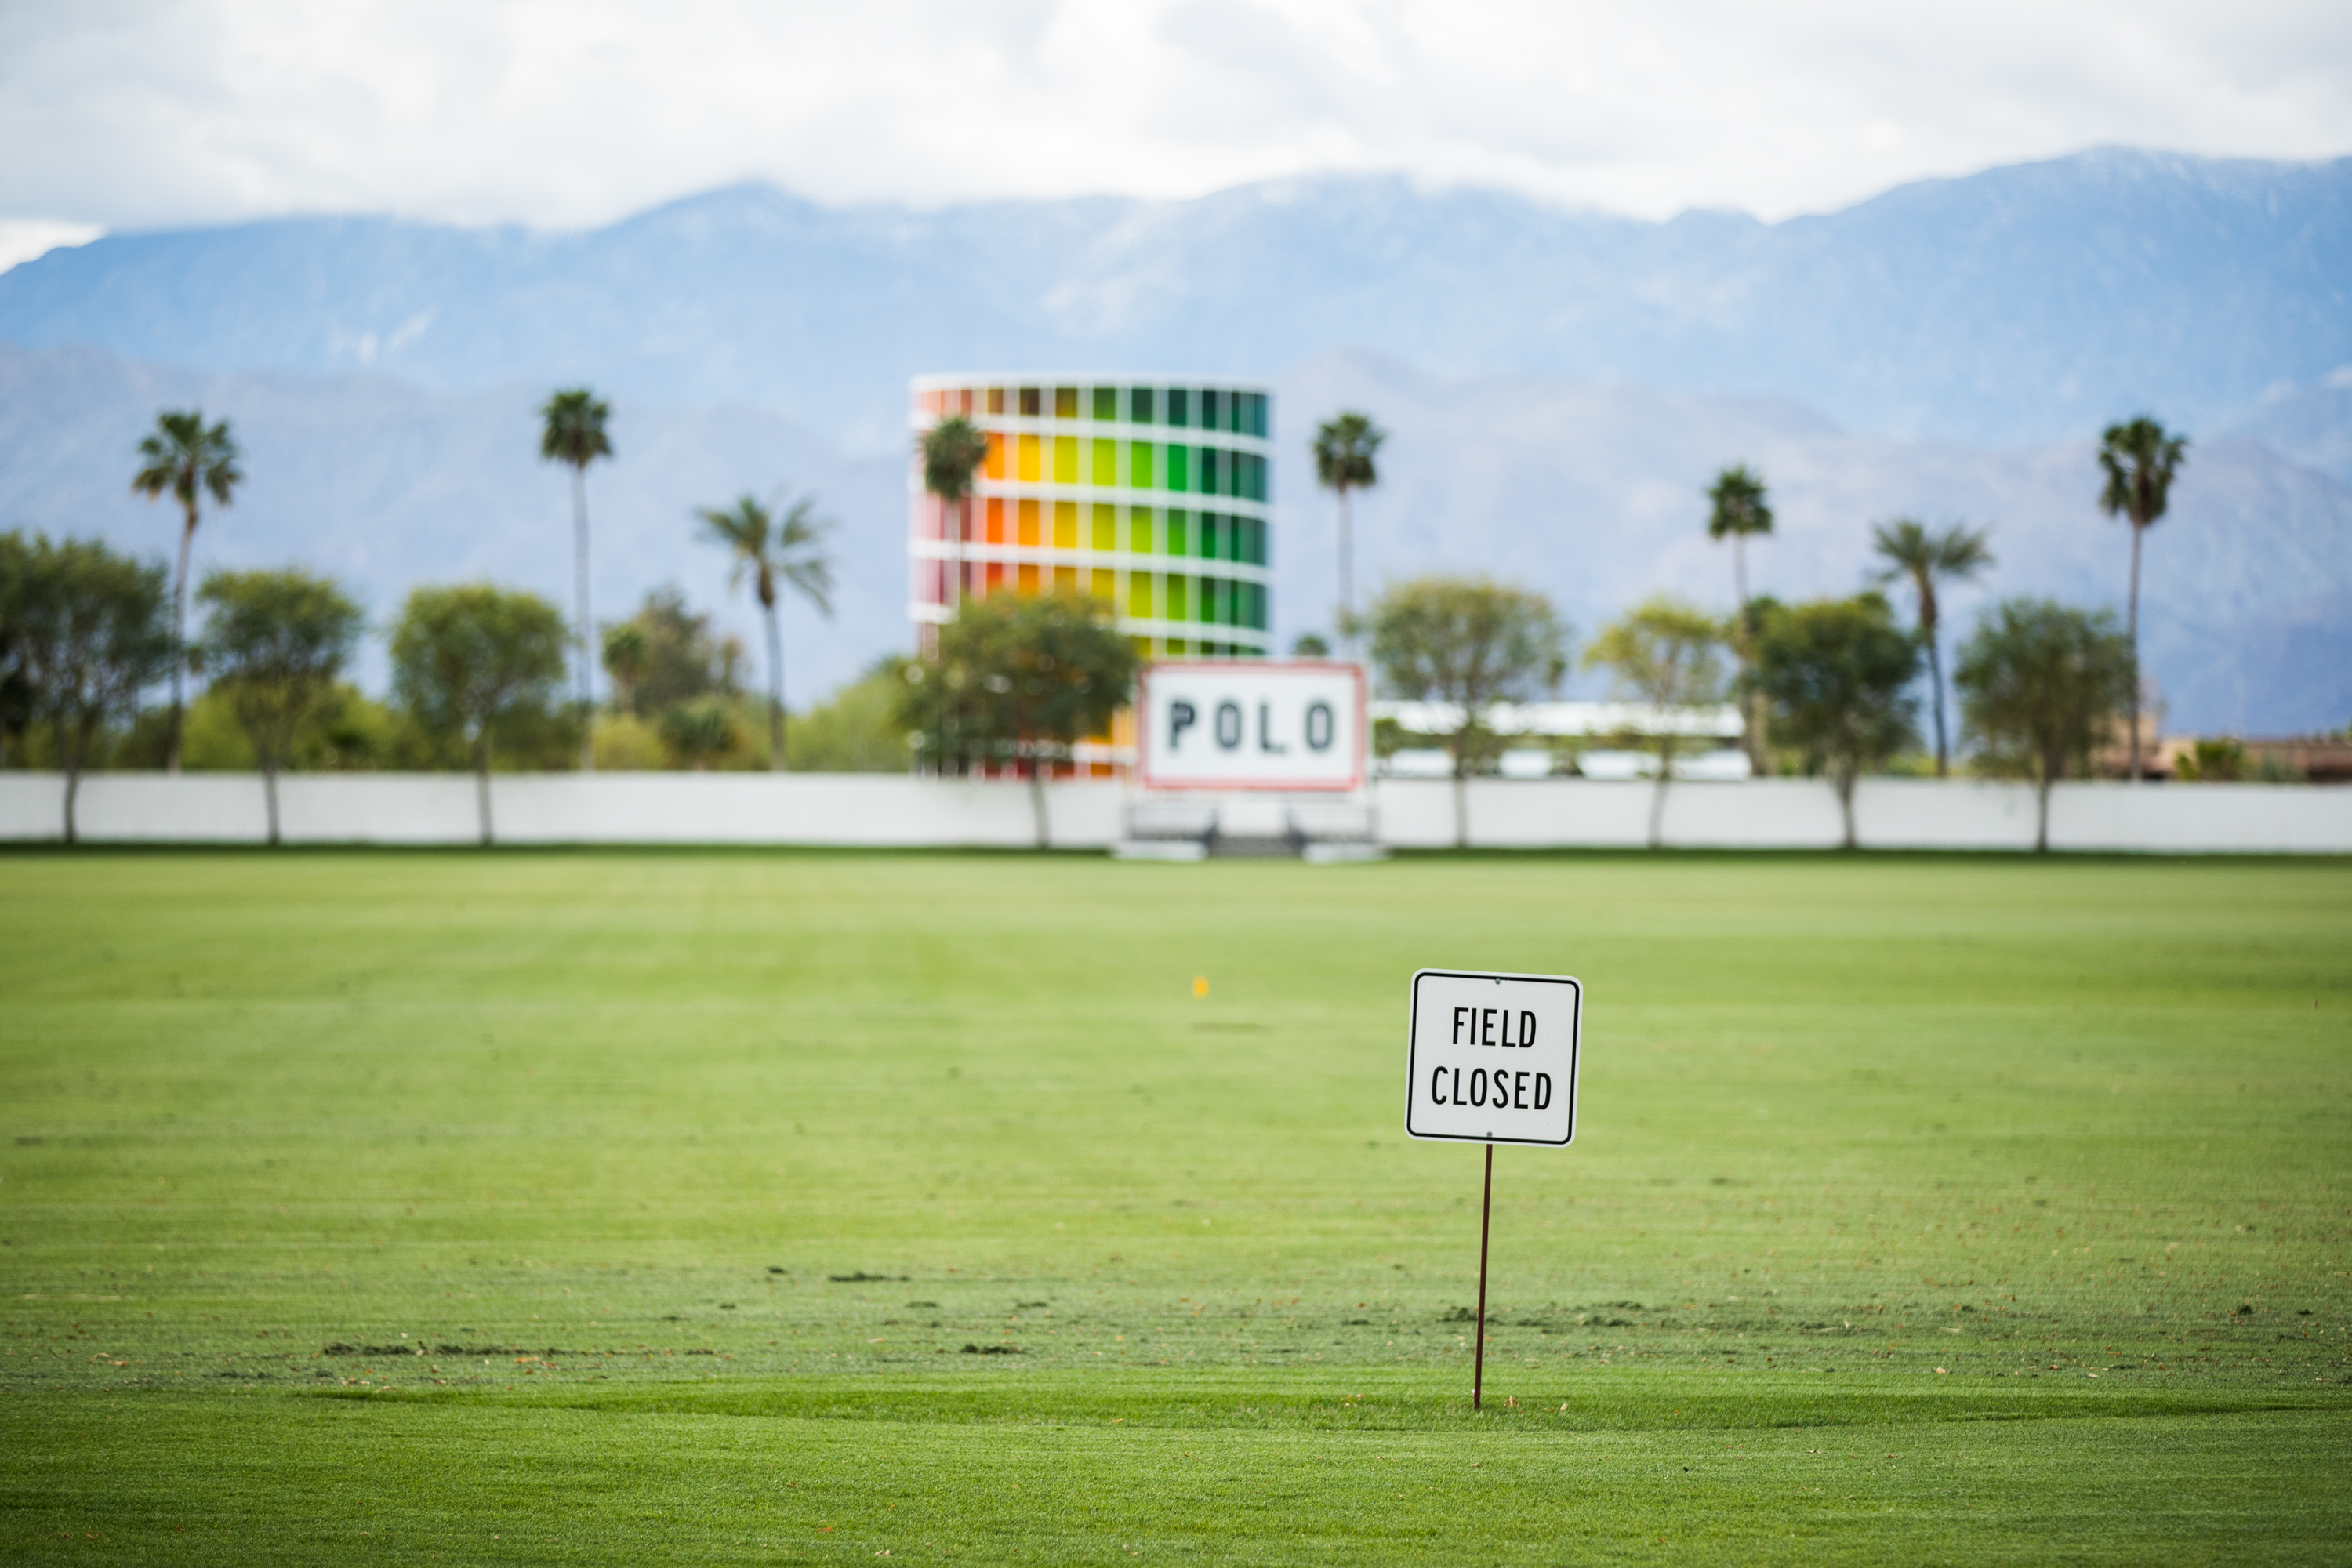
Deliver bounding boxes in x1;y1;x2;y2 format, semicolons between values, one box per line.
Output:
1;147;2347;734
3;148;2348;451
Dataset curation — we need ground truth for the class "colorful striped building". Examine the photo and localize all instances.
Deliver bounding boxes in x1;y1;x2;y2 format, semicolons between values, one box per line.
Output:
908;376;1274;663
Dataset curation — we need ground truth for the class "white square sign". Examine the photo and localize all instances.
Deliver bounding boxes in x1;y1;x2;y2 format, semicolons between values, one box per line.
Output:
1405;970;1581;1145
1137;662;1365;791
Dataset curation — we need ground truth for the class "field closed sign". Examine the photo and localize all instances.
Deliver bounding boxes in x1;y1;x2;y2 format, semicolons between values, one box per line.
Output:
1405;969;1581;1145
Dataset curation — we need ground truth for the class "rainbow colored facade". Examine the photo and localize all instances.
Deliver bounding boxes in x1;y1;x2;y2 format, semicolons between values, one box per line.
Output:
909;376;1273;660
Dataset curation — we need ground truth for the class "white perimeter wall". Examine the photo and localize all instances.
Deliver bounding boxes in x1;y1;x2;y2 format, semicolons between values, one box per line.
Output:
0;773;1123;849
1376;778;2352;853
0;772;2347;854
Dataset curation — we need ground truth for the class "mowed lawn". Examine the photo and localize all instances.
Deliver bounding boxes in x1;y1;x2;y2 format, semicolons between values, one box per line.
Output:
2;847;2348;1564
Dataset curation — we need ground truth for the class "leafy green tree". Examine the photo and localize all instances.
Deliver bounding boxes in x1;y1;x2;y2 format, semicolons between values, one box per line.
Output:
919;414;991;616
789;657;916;772
8;535;174;842
1870;518;1994;778
601;587;742;730
2172;737;2246;782
1705;463;1773;773
695;492;834;768
131;408;243;774
1751;594;1921;849
286;683;401;772
896;590;1138;849
1312;412;1385;646
2097;416;2188;782
1955;598;2135;852
601;623;647;715
1584;597;1730;848
658;695;743;771
192;568;365;844
1354;575;1569;848
539;387;613;771
0;531;32;768
390;585;569;844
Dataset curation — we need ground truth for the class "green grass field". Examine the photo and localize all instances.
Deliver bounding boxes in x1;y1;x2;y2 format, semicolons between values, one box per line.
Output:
3;848;2348;1564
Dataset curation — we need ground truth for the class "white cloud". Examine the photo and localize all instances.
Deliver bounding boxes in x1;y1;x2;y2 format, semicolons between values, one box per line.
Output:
0;219;105;272
1;0;2347;232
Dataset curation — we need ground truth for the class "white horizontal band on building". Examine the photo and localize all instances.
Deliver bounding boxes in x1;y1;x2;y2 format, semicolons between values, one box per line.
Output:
1372;701;1747;739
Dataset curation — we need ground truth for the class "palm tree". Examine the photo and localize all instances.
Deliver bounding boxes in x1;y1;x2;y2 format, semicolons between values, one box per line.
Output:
132;408;243;774
1870;517;1994;777
695;493;833;769
1705;463;1773;773
2097;416;2189;781
920;415;990;618
1312;412;1385;650
601;623;647;716
539;387;614;771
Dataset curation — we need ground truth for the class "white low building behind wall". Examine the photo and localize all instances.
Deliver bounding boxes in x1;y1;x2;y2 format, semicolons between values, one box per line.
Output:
1;772;2347;854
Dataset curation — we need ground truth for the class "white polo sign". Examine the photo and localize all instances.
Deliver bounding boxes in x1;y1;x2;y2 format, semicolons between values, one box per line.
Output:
1405;969;1581;1145
1137;661;1366;791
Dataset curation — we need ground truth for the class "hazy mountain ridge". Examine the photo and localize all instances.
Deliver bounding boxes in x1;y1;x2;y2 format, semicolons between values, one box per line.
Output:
4;148;2348;450
2226;370;2352;489
1279;353;2352;736
5;339;2343;735
0;341;907;703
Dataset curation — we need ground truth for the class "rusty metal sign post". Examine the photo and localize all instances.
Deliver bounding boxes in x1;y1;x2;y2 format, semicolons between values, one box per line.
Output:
1404;969;1583;1410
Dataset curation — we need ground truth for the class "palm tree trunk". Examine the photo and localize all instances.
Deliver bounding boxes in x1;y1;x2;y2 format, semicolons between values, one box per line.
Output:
263;766;281;847
474;735;495;847
1338;487;1353;652
1927;633;1949;778
167;506;196;774
2125;521;2143;782
950;496;967;613
572;466;595;773
763;603;785;771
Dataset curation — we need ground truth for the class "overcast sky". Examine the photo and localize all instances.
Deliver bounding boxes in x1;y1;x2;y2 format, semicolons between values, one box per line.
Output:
3;0;2350;267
